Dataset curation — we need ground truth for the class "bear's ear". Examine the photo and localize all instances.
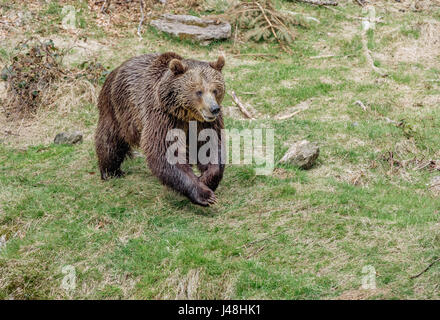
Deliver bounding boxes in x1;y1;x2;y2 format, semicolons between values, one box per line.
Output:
209;56;225;72
169;59;187;75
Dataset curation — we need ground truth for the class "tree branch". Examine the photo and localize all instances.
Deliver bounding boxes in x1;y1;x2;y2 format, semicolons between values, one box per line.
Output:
410;257;440;279
228;91;256;120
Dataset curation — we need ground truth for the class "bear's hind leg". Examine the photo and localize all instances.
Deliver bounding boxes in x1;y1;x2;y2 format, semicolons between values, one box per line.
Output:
95;117;130;180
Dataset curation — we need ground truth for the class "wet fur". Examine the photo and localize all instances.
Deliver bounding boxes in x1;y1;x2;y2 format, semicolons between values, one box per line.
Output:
95;52;225;206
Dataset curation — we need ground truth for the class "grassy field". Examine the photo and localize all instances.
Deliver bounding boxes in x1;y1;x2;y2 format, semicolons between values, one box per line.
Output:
1;0;440;299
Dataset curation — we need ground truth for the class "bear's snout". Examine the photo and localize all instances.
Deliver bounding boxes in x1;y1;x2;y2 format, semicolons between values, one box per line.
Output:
200;94;221;122
210;103;220;115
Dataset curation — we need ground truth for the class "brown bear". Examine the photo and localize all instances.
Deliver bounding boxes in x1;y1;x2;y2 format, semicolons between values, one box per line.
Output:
95;52;226;206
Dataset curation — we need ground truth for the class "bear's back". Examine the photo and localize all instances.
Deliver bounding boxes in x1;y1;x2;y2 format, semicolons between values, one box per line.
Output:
110;53;159;111
106;54;163;145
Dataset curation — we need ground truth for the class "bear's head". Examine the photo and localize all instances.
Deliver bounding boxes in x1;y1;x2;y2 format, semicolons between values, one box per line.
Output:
159;54;225;122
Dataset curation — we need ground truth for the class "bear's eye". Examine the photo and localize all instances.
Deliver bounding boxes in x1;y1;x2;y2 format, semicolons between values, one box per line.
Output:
212;89;218;96
196;90;203;97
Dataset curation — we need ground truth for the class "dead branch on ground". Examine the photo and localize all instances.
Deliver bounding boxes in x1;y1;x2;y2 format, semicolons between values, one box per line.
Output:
228;91;256;120
410;257;440;279
254;1;290;53
354;100;400;125
225;0;306;51
275;110;301;120
355;100;368;112
295;0;338;6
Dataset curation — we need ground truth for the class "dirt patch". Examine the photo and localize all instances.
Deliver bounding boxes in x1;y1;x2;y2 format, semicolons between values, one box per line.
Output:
280;79;299;89
422;95;440;108
393;21;440;66
328;22;359;40
51;37;112;65
370;0;440;12
335;288;390;300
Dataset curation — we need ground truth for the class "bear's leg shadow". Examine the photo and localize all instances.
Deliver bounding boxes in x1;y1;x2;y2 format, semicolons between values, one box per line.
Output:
95;116;131;180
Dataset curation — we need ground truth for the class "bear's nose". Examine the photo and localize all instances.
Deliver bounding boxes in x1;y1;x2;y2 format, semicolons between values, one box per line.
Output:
210;104;220;115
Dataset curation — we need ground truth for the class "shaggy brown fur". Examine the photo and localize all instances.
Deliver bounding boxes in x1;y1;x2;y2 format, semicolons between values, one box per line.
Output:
95;52;226;206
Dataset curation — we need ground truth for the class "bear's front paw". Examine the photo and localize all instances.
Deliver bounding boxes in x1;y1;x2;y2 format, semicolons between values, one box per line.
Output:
101;169;126;180
193;184;217;207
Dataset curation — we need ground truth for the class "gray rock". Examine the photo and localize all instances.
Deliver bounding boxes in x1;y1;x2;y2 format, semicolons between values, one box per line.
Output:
54;131;83;145
150;14;231;42
279;140;319;169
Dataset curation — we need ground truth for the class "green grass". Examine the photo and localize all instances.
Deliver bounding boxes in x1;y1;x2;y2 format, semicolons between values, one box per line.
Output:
1;0;440;300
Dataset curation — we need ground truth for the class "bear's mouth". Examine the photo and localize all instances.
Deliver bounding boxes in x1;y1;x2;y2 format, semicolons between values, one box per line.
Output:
201;111;217;122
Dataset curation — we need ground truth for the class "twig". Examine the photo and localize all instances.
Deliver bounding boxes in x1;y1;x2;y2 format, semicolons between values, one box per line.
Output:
232;53;276;57
415;162;431;171
229;91;256;120
246;245;266;259
231;53;278;59
275;109;301;120
254;1;290;54
354;100;400;124
383;117;399;125
355;0;366;6
355;100;368;112
101;0;111;13
311;54;354;60
137;0;145;39
281;10;320;23
310;54;337;60
296;0;338;6
410;257;440;279
413;160;440;171
270;13;296;43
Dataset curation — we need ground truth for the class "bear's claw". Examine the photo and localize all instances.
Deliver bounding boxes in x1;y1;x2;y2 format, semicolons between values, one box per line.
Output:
194;185;217;207
101;169;126;180
206;193;217;205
